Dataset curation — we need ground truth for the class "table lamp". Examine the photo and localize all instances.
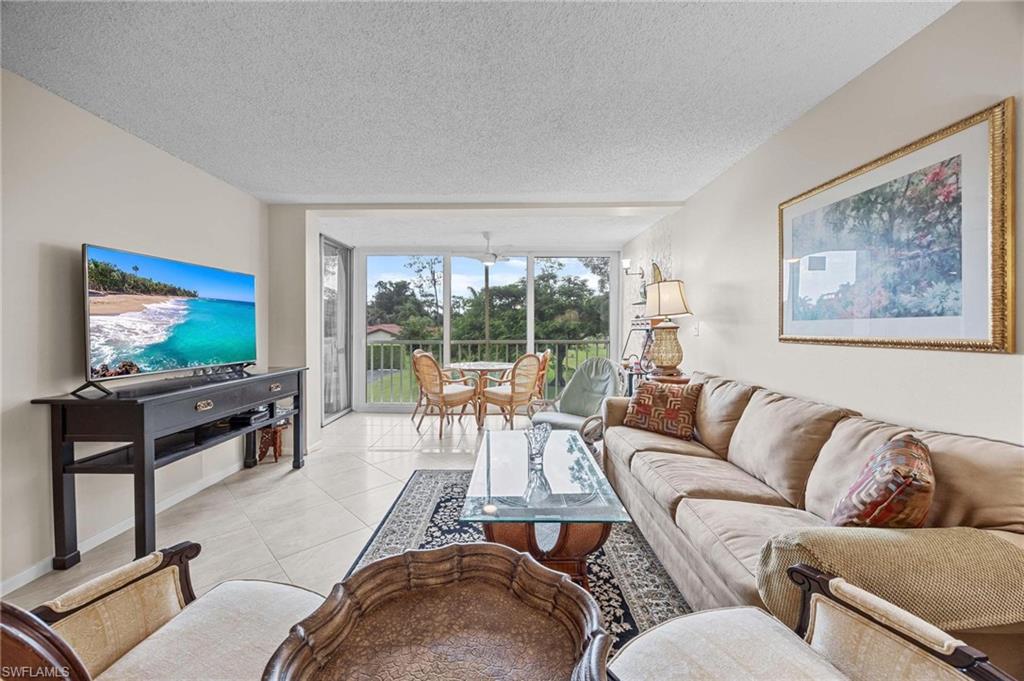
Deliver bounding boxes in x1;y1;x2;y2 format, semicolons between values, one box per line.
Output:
643;279;693;376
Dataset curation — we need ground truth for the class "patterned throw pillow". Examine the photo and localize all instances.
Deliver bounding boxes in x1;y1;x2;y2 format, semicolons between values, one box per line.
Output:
831;435;935;528
623;381;703;439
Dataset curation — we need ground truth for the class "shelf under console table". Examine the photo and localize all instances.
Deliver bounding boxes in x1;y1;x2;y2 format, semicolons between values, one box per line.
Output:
32;366;307;569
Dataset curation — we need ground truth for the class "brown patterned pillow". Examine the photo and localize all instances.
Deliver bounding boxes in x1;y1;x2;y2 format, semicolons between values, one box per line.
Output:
623;381;702;439
831;435;934;528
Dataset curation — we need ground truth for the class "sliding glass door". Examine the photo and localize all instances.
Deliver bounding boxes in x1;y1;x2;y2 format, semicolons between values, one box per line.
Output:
535;257;612;398
365;255;443;403
451;256;527;363
362;253;615;406
322;237;352;423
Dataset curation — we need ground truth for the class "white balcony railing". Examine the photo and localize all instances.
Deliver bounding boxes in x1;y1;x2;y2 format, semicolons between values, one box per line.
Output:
366;339;611;404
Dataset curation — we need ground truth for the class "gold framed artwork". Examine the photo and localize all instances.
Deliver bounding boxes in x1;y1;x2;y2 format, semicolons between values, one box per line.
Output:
778;98;1015;353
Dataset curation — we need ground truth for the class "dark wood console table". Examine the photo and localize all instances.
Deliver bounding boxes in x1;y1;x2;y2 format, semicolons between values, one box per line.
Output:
32;367;307;569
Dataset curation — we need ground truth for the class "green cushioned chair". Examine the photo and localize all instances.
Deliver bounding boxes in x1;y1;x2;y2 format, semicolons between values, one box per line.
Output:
529;357;622;433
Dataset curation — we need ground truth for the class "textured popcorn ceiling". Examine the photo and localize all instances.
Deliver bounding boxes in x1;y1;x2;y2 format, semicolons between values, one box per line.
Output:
1;2;953;204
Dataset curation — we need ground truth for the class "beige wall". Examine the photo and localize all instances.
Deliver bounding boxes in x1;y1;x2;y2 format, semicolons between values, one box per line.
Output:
624;1;1024;444
1;71;270;590
267;205;325;451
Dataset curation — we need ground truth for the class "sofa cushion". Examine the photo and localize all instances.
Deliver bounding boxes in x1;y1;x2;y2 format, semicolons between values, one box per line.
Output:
95;580;323;681
688;370;715;384
631;452;790;516
805;417;912;520
728;389;854;508
694;377;757;457
675;499;826;604
609;607;847;681
623;381;702;439
529;410;586;431
831;435;934;529
808;418;1024;533
914;430;1024;533
604;425;720;470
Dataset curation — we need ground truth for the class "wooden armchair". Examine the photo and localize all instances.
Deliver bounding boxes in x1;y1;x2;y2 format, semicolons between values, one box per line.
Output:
412;351;478;437
0;542;323;681
478;353;541;428
533;349;552;401
410;349;465;422
609;563;1016;681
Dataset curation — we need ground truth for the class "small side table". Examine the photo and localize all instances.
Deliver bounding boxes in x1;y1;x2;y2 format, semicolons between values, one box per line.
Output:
623;369;649;396
258;422;290;463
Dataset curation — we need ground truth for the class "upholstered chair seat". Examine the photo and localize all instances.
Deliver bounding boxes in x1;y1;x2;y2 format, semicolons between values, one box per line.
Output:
442;383;475;398
530;410;587;431
610;607;848;680
96;581;322;680
483;385;512;400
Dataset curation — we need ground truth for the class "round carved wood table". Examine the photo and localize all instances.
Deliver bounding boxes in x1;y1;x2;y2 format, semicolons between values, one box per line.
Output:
263;542;611;681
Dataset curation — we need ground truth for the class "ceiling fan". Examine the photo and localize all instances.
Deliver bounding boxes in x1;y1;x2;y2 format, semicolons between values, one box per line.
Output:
472;232;510;268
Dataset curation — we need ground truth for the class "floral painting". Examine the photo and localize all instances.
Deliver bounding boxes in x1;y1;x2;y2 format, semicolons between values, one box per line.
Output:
778;98;1014;352
790;155;962;321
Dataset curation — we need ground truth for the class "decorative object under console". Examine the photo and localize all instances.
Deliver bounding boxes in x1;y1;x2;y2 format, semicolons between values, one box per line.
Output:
263;542;611;681
779;98;1015;352
31;367;307;568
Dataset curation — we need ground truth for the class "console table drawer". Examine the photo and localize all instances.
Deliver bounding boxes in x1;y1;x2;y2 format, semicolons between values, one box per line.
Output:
242;374;299;405
157;391;242;432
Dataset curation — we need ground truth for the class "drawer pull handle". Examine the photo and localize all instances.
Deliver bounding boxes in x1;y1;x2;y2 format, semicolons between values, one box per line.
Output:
269;383;282;392
195;399;214;412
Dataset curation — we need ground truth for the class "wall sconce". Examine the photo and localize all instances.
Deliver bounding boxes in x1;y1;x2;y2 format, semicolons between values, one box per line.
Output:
621;259;645;279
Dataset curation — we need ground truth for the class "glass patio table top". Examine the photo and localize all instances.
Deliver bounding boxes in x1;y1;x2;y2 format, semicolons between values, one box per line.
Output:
448;361;514;372
461;430;631;524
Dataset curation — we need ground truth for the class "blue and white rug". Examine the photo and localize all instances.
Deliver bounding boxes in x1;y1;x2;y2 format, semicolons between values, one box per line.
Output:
349;469;691;652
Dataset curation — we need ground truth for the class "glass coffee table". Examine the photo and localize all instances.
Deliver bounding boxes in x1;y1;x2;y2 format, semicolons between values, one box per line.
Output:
461;429;630;590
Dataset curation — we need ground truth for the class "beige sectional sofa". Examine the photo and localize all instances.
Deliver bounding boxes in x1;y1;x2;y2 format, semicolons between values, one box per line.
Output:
602;371;1024;675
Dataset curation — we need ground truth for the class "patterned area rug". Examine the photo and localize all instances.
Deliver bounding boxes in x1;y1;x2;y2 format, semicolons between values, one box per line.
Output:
349;469;691;652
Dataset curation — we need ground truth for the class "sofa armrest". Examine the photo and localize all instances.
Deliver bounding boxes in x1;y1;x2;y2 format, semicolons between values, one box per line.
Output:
758;527;1024;635
602;397;630;429
31;541;201;678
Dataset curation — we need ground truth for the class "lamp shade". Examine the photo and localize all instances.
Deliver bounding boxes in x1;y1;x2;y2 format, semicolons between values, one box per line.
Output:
644;280;693;319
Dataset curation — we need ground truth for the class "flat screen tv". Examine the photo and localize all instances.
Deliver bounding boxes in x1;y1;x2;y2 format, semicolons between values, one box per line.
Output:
84;244;256;380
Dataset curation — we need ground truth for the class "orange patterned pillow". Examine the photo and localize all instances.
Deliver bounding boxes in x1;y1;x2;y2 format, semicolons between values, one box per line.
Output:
831;435;934;528
623;381;702;439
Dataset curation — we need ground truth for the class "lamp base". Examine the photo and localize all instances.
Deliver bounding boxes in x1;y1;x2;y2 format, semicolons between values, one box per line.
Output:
648;320;683;377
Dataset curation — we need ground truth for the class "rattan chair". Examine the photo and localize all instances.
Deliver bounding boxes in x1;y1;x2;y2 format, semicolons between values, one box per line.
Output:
410;349;463;422
533;349;552;401
412;351;478;437
478;353;541;428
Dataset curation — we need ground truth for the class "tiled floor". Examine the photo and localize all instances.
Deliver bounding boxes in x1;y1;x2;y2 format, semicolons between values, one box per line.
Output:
6;411;519;607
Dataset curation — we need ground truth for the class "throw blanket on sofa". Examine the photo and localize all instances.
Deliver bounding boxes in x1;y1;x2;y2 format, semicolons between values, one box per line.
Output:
758;526;1024;632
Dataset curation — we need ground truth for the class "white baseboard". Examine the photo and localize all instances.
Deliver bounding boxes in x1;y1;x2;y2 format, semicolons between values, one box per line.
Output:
1;460;245;597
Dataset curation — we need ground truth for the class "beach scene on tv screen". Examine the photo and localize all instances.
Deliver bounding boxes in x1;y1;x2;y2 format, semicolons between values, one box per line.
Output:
87;246;256;378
